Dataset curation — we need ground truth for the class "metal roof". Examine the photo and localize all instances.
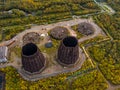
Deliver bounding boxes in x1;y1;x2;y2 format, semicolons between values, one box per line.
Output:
0;46;8;62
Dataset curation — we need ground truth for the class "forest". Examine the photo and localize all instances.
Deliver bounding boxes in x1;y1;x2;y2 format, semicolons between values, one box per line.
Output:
88;41;120;85
87;0;120;85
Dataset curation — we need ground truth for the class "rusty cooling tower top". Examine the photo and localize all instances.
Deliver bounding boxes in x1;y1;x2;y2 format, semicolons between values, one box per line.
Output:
21;43;46;74
57;36;79;66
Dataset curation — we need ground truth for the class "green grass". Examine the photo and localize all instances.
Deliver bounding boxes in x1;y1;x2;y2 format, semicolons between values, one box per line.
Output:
71;70;108;90
39;38;60;55
71;25;84;39
9;46;21;62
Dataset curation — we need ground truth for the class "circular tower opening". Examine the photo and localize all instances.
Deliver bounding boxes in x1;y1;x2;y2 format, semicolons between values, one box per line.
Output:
63;36;78;47
22;43;37;56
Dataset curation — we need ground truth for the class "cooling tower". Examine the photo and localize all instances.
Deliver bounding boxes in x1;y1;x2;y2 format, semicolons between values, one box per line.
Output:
57;36;79;66
21;43;46;73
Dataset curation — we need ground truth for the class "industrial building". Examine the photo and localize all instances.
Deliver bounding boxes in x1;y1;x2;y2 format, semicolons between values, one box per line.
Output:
0;46;8;63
